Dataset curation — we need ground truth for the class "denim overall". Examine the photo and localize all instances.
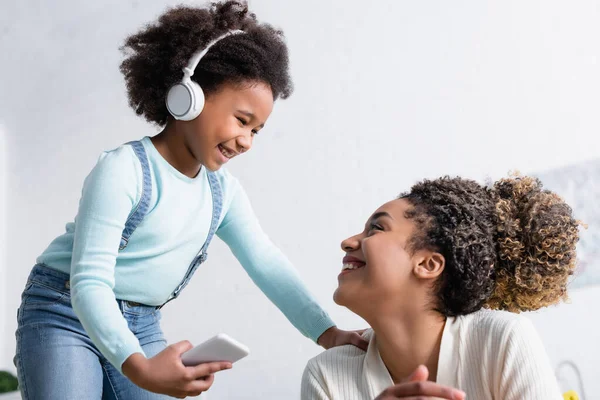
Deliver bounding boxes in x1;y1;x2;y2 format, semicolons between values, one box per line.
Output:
14;141;222;400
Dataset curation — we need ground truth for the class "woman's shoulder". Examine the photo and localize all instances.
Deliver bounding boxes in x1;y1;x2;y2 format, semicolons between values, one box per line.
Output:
306;329;373;372
459;308;538;342
456;311;560;398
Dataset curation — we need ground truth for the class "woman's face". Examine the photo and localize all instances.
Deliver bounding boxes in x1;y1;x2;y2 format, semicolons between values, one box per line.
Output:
183;80;274;171
335;198;439;318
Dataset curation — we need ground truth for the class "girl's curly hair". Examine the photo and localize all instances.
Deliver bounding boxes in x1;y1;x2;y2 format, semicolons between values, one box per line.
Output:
120;1;293;126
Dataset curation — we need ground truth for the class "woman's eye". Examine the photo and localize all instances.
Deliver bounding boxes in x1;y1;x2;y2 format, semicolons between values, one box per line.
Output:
369;223;383;232
237;117;248;125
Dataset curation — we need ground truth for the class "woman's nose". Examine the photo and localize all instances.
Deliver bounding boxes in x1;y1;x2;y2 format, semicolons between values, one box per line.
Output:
341;234;361;252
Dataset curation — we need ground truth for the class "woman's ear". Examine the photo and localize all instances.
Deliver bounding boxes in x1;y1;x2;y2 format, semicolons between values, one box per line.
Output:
413;251;445;280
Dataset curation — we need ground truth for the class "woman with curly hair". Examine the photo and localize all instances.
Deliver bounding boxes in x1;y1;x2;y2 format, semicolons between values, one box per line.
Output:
13;2;365;399
302;175;579;400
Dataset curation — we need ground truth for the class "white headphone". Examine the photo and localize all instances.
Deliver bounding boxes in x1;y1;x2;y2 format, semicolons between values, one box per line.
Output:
166;30;245;121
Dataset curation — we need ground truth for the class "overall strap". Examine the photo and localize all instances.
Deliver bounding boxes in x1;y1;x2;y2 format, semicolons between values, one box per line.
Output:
119;141;152;250
161;169;224;305
198;170;224;260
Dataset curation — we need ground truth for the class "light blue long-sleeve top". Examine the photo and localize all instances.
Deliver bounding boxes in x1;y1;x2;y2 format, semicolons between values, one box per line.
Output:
37;137;335;371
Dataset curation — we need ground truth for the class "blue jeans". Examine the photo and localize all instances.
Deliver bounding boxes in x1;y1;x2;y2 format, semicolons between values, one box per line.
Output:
14;265;172;400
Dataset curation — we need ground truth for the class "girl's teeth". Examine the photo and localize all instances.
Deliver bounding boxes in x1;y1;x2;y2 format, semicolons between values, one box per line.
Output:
220;146;234;158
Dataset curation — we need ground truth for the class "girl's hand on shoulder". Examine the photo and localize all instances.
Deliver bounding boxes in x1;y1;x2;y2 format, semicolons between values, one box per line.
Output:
317;326;369;351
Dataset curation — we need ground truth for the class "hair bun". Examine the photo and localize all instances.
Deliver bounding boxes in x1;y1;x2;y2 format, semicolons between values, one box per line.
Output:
486;175;580;312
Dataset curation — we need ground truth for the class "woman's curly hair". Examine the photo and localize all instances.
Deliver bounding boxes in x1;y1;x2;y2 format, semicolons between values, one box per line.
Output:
119;1;293;126
400;175;580;316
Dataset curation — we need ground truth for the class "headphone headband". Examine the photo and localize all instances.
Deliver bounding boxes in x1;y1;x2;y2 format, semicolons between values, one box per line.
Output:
183;29;245;78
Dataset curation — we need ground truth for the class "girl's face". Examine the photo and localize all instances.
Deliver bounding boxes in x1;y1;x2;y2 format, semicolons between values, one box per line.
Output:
335;199;443;319
183;80;274;171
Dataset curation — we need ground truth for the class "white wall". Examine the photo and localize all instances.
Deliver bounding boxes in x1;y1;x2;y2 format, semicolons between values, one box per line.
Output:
0;125;7;371
1;0;599;398
526;287;600;398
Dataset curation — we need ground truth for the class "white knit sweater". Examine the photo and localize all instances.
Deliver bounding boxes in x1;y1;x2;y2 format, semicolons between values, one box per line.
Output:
301;309;562;400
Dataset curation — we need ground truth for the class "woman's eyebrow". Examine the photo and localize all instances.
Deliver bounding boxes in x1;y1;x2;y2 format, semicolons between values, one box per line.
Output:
370;212;393;222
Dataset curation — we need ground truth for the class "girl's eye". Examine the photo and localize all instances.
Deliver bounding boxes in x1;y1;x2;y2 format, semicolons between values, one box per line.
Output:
237;117;248;125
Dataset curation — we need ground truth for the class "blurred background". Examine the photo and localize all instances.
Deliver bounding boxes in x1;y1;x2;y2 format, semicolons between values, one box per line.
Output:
1;1;598;398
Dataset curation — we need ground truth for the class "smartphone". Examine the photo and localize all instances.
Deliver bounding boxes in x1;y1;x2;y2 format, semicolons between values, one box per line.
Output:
181;333;250;367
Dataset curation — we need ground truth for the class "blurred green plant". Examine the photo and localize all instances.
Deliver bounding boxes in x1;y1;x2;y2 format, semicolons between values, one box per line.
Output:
0;371;18;393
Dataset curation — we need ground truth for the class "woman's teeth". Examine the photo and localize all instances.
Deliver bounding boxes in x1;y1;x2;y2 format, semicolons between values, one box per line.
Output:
342;263;365;272
219;145;235;158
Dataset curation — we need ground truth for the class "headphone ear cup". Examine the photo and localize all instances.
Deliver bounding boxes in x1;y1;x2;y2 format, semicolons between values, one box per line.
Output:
166;81;205;121
186;80;205;121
